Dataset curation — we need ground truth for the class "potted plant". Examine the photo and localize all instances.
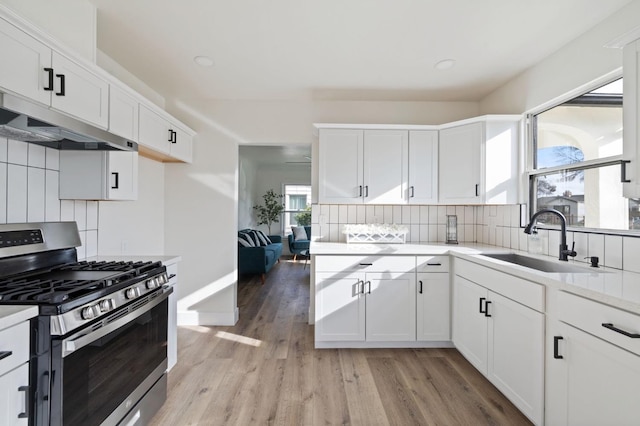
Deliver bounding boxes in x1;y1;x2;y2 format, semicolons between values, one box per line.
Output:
253;189;284;234
294;206;311;226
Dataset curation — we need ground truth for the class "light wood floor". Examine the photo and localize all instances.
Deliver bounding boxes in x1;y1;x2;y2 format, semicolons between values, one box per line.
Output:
150;257;532;426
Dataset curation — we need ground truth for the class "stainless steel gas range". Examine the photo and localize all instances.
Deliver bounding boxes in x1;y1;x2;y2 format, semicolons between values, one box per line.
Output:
0;222;171;426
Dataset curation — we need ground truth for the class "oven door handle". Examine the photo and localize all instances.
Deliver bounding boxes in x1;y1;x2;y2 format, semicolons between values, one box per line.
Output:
61;287;172;358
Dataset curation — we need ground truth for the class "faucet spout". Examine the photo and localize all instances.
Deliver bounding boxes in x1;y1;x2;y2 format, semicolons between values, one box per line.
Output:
524;208;576;261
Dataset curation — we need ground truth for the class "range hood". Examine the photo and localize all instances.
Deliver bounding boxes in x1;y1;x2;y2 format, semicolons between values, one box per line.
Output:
0;93;137;151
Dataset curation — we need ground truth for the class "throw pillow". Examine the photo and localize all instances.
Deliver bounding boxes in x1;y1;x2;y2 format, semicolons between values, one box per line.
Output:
245;230;261;247
254;230;272;246
292;226;307;241
238;232;255;247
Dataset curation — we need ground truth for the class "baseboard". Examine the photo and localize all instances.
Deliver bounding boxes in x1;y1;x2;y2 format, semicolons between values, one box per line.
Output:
178;308;239;326
314;340;454;349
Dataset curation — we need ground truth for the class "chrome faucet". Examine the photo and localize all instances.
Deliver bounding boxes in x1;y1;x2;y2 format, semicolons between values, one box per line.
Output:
524;208;577;261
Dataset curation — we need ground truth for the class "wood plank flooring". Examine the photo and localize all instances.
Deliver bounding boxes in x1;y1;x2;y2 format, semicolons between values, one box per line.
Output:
150;257;532;426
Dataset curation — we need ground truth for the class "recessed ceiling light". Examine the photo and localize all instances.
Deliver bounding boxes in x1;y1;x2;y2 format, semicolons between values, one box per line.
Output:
194;56;214;67
434;59;456;70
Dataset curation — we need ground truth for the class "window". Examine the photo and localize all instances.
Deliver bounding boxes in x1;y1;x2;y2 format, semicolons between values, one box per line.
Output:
283;184;311;233
529;78;640;231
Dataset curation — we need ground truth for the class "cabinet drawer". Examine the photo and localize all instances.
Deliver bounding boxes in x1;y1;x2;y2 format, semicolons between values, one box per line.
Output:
455;258;544;312
315;255;415;272
0;321;29;375
558;291;640;356
416;255;449;272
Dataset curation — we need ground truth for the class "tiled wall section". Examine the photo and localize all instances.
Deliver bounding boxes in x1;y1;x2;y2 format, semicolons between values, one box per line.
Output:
314;203;640;272
0;139;97;259
311;204;477;243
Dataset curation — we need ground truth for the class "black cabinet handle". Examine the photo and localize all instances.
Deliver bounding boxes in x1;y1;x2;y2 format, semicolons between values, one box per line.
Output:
365;186;369;197
55;74;65;96
0;350;12;361
18;385;29;419
359;263;373;266
418;280;423;294
111;172;119;189
410;186;415;198
364;281;371;294
168;129;173;142
426;263;442;266
475;184;479;197
602;323;640;338
358;185;363;197
360;280;365;295
621;160;631;183
553;336;564;359
43;68;54;91
170;130;177;143
484;301;492;317
479;297;486;314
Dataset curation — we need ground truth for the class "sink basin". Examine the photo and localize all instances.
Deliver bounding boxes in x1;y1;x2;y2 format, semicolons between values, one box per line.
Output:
481;253;601;273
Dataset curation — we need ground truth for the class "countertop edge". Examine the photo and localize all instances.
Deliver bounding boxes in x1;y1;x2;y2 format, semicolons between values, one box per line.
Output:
0;305;38;331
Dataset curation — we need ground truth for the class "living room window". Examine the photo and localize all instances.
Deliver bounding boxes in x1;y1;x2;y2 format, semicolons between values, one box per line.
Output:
528;78;640;231
283;184;311;234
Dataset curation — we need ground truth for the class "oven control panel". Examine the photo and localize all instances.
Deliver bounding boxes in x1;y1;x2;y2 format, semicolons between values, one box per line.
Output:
0;229;43;247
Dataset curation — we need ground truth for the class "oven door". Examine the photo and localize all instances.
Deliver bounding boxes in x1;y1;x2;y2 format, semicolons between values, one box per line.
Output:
49;287;171;426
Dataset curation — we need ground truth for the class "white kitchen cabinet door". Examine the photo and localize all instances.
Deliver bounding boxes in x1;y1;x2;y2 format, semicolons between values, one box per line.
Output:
0;363;29;426
138;104;171;155
169;123;193;163
49;52;109;129
439;123;482;204
452;275;488;374
408;130;438;204
416;272;450;341
488;292;544;426
59;151;138;200
0;18;52;105
365;272;416;341
363;130;408;204
109;85;139;141
318;129;364;204
315;272;366;342
547;321;640;426
623;39;640;198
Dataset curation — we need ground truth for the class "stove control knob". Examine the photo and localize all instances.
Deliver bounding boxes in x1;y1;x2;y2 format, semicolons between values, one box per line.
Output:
146;278;158;289
125;287;141;300
99;299;114;313
81;306;99;320
157;274;168;285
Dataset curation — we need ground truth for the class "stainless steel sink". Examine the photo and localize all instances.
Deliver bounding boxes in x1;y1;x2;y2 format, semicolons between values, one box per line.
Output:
481;253;601;273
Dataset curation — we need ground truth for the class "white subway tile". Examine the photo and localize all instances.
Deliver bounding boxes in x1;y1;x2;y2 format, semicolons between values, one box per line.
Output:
495;206;505;227
319;224;330;241
77;231;87;260
383;205;393;223
548;230;561;257
27;167;45;222
7;164;27;223
489;205;497;217
604;235;622;269
428;206;438;223
428;224;438;242
519;231;528;252
74;201;87;230
494;227;502;247
86;201;98;230
86;230;98;258
437;224;446;243
374;205;384;223
503;206;512;227
502;227;510;248
410;224;419;242
0;163;6;223
572;233;589;263
45;148;59;171
320;204;330;224
419;206;429;224
457;225;465;243
437;206;446;223
311;204;320;223
392;205;402;223
329;204;339;223
623;237;640;273
482;225;490;244
356;205;365;223
27;144;46;168
411;206;420;224
538;230;549;256
588;234;605;262
365;205;376;224
420;224;429;242
455;206;465;222
7;140;28;165
465;224;475;243
329;224;339;242
338;205;348;224
402;206;411;224
464;206;474;225
347;205;357;223
511;228;520;250
60;200;74;221
511;205;521;228
0;138;7;162
446;205;455;215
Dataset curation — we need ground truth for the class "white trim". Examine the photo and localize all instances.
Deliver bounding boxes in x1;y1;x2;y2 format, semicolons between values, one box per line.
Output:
528;155;623;177
177;308;239;326
604;25;640;49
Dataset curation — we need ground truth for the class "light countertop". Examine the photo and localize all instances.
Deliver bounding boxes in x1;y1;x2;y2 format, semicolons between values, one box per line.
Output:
0;305;38;331
311;242;640;314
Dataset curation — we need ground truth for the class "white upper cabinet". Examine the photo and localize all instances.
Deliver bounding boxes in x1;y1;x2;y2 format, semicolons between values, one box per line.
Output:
49;52;109;129
318;128;364;204
408;130;438;204
318;128;408;204
138;103;194;163
169;122;194;163
108;85;139;141
0;17;51;105
623;39;640;198
439;117;520;205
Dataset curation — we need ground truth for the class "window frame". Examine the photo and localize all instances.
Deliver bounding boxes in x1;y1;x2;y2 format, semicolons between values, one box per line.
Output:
525;73;634;234
282;183;311;234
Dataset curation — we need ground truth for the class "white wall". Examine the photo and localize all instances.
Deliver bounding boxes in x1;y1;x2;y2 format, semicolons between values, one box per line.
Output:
480;1;640;114
238;155;257;230
0;0;96;62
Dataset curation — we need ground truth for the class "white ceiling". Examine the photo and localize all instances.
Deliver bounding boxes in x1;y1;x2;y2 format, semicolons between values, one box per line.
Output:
89;0;633;103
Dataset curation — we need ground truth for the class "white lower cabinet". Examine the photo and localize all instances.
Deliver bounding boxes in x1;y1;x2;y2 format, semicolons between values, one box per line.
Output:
453;264;544;425
546;291;640;426
0;320;30;426
416;255;450;341
166;262;179;371
315;255;416;344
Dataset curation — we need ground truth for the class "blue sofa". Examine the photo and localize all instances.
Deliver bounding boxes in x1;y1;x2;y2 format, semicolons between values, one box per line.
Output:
238;230;282;284
288;226;311;260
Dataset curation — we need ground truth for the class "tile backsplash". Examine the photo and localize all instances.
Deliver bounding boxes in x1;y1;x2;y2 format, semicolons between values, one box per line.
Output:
0;139;97;259
313;203;640;272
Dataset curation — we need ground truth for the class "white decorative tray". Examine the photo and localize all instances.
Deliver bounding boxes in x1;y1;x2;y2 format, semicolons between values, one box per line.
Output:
343;224;408;244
